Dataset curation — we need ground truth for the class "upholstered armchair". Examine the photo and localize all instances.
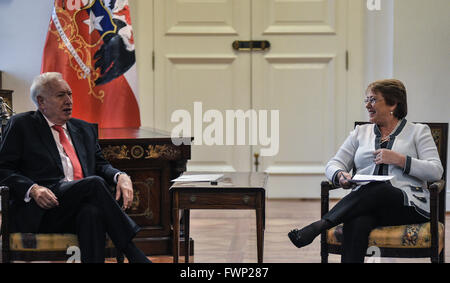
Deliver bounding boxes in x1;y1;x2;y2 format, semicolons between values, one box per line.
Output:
320;122;447;263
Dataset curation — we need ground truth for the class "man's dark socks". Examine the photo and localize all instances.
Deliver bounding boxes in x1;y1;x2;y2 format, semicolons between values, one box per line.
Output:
123;242;152;263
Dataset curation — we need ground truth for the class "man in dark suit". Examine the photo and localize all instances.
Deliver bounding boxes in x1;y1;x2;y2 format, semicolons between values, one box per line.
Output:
0;72;150;263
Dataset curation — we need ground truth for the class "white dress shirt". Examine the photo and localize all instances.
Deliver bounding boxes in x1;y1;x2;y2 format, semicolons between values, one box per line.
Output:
24;114;122;202
24;116;75;202
46;117;76;181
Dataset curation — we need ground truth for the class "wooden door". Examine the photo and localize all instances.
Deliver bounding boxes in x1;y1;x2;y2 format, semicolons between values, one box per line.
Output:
154;0;252;172
154;0;352;198
251;0;348;198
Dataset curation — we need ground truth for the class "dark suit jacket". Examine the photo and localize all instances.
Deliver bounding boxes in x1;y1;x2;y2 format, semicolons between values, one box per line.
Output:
0;111;120;232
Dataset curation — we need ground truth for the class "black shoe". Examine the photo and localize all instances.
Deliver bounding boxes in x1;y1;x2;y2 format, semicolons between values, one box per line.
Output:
288;228;315;248
288;219;333;248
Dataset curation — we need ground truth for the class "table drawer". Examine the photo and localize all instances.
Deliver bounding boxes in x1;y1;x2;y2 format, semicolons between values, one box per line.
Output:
178;192;258;209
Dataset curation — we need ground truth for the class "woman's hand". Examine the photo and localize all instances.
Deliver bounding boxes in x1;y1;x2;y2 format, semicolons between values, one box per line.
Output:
373;149;406;168
338;171;354;189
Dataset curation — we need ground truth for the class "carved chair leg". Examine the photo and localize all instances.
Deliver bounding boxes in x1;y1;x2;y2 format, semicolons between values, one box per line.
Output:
116;250;125;263
439;250;445;263
431;247;440;263
321;232;328;263
431;255;439;264
321;251;329;263
1;250;10;263
320;181;331;263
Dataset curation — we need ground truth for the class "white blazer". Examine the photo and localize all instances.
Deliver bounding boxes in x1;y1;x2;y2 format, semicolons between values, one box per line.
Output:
325;119;443;218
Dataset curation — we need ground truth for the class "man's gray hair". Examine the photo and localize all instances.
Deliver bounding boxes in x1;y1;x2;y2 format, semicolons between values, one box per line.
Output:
30;72;63;107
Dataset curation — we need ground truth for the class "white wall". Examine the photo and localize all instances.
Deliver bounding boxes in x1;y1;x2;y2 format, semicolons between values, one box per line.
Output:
365;0;394;86
0;0;53;111
393;0;450;210
393;0;450;122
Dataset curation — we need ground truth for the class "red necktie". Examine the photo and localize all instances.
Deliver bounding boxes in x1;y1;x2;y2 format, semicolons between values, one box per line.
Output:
52;125;84;180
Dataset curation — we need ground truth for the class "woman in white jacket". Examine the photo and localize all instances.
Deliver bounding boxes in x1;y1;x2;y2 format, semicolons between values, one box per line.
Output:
288;79;443;263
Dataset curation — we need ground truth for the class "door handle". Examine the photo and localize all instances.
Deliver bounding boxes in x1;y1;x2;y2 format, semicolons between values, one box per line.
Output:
254;152;260;172
232;40;271;52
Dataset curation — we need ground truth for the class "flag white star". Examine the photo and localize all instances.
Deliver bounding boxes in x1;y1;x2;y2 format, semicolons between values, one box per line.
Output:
83;10;104;34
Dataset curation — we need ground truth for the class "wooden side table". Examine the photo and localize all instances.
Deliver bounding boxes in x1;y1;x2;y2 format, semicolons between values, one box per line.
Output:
170;172;267;263
99;127;192;255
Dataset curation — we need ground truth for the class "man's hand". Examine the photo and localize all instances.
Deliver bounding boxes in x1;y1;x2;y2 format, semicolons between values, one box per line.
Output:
30;185;59;210
116;174;134;210
373;149;406;168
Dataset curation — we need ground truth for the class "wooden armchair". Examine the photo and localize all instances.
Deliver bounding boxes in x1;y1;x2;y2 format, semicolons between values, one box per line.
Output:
320;122;448;263
1;186;124;263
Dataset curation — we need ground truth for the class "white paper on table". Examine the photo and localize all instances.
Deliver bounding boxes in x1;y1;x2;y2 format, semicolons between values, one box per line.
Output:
171;174;224;183
349;174;394;183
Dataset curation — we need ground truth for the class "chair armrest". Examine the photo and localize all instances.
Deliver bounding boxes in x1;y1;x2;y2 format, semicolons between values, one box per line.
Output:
321;181;337;217
321;180;339;192
428;180;445;194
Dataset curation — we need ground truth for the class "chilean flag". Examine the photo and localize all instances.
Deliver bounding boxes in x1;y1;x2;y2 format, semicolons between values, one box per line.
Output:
41;0;141;128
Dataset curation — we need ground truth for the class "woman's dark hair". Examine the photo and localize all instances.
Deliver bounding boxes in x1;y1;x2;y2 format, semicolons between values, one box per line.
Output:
366;79;408;119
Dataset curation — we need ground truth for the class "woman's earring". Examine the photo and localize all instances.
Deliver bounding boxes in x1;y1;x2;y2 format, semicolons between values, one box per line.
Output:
390;111;393;115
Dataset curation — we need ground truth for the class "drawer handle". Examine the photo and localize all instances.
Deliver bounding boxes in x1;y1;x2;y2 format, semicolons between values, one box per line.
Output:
243;195;250;204
190;196;197;203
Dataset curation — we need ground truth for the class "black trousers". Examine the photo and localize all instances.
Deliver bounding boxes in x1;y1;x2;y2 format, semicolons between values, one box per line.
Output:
323;182;428;263
38;176;140;263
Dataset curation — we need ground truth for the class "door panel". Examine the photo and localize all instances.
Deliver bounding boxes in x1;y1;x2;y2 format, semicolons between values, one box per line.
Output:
261;0;337;34
155;0;252;172
256;55;335;169
165;0;240;35
252;0;348;198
